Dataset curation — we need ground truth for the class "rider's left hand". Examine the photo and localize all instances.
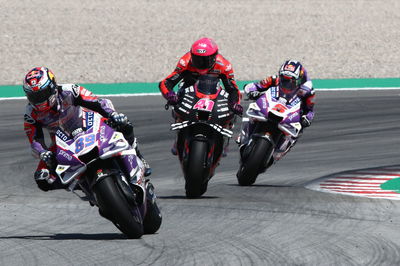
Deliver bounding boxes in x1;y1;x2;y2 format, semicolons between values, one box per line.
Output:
39;151;56;169
230;102;243;116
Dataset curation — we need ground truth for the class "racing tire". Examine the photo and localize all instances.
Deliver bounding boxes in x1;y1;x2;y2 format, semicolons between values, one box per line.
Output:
94;175;144;239
143;182;162;234
143;200;162;234
185;140;209;198
237;138;272;186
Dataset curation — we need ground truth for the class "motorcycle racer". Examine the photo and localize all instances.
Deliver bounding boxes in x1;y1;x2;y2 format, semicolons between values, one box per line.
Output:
238;60;315;155
159;38;243;155
23;67;151;191
159;37;243;115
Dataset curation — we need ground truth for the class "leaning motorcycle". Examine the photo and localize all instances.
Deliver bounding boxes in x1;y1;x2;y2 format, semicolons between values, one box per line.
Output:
53;109;162;238
169;76;235;198
237;88;303;186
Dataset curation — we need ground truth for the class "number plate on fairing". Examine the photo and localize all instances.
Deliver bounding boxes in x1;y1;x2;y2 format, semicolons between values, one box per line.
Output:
193;98;215;112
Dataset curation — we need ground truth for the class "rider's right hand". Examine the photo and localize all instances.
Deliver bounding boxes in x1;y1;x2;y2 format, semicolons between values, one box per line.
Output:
110;112;128;126
247;90;261;100
166;91;179;105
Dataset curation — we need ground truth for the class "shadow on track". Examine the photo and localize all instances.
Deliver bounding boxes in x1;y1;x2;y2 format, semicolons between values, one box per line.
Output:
158;195;220;199
226;183;294;188
0;233;127;240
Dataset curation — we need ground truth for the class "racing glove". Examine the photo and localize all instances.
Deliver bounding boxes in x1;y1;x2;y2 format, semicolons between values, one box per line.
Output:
165;91;179;105
40;151;56;169
229;102;243;116
109;112;128;126
301;115;312;128
247;90;261;100
260;75;278;88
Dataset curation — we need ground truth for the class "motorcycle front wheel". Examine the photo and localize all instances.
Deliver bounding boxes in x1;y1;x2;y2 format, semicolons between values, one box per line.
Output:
94;175;144;239
237;137;273;186
185;139;209;198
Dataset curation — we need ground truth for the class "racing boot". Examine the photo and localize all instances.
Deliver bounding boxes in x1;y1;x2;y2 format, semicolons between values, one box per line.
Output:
136;148;152;177
129;137;152;177
145;179;157;204
34;169;56;191
140;156;152;177
134;147;152;177
222;138;230;157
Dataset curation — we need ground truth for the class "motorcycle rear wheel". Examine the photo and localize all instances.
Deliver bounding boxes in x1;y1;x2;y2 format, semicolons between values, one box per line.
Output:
237;138;272;186
94;175;144;239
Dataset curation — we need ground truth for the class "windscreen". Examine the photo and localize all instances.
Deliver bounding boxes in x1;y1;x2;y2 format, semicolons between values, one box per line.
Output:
196;75;220;95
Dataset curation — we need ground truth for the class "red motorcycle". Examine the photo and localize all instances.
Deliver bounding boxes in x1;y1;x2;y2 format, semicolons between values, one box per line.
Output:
169;75;235;198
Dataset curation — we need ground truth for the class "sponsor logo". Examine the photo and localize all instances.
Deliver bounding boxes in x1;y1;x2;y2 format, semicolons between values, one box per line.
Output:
209;69;221;74
284;64;296;71
179;59;186;67
225;64;232;72
100;125;107;142
59;149;73;161
24;114;35;124
71;84;80;97
86;112;94;128
262;97;267;109
56;129;69;141
196;49;207;54
288;112;298;120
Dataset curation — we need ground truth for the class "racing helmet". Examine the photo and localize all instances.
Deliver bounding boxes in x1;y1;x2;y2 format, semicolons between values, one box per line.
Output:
23;67;58;111
190;37;218;70
278;60;303;97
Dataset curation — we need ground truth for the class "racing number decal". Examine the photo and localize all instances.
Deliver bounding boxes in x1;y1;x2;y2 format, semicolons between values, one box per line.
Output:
75;134;96;153
193;99;215;112
272;104;287;113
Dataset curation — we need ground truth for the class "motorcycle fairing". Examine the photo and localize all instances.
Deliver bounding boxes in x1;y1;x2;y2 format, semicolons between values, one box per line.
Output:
55;112;130;184
247;89;302;138
173;85;233;126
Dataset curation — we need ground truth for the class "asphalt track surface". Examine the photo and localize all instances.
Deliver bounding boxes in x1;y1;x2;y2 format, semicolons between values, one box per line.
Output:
0;90;399;265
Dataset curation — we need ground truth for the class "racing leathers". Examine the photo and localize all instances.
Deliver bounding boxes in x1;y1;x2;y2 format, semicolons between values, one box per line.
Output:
239;71;315;161
159;52;242;155
159;52;242;110
24;84;150;191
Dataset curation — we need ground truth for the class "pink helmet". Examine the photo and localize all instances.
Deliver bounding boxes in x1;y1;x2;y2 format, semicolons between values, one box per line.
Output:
190;37;219;70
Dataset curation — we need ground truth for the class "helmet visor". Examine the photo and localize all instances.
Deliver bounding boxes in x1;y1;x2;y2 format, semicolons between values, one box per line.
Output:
191;53;216;70
279;77;298;95
26;85;54;105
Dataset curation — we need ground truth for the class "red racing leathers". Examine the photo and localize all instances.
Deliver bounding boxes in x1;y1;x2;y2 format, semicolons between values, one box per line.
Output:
159;52;241;104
